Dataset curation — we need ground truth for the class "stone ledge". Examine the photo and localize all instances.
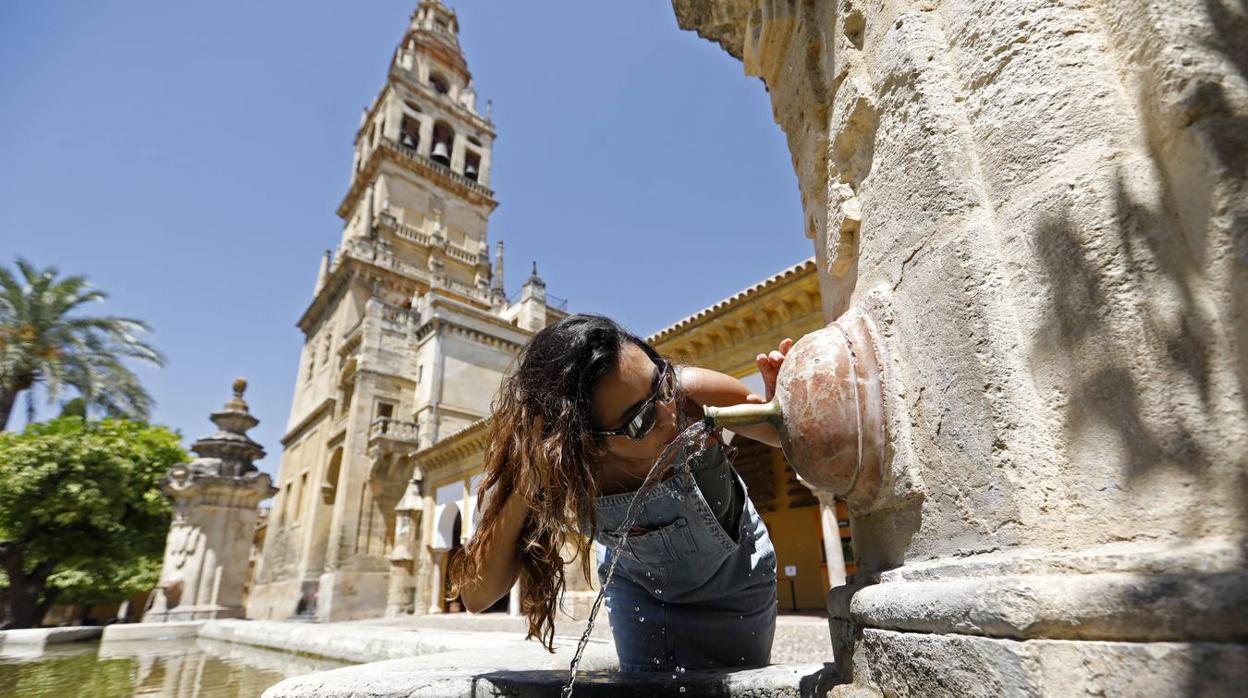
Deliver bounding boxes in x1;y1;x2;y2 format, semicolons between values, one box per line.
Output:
101;620;206;643
836;629;1248;698
0;626;103;648
201;618;594;665
265;657;830;698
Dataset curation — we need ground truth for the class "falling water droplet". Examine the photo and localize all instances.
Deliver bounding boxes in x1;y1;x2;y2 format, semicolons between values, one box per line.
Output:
680;688;687;694
639;616;646;623
676;666;686;673
655;589;663;595
633;606;640;612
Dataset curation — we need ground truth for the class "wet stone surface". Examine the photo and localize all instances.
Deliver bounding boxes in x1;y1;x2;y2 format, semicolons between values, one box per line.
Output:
486;665;833;697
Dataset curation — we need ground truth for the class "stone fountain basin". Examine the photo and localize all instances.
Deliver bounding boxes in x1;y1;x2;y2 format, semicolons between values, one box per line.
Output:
263;654;830;698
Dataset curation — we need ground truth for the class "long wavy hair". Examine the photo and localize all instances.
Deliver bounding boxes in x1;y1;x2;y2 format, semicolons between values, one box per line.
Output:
448;314;663;651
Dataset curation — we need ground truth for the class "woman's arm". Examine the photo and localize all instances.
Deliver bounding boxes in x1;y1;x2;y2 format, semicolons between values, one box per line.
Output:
680;366;783;448
679;337;793;448
459;489;529;613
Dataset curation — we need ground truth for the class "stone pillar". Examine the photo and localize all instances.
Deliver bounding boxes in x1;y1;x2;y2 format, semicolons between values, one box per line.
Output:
417;117;435;158
427;552;444;614
145;379;276;622
383;95;402;142
450;134;467;175
508;580;521;617
674;1;1248;695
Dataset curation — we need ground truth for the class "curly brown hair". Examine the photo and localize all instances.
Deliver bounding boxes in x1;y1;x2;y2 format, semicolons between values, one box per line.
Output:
447;314;664;651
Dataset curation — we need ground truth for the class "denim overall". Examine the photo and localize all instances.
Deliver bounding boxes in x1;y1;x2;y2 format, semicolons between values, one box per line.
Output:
589;439;778;672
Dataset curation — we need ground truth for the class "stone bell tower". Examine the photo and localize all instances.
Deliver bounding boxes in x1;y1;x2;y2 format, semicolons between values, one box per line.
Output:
249;1;565;623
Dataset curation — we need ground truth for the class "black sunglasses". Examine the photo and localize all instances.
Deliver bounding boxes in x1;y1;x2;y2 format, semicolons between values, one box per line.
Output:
593;359;676;441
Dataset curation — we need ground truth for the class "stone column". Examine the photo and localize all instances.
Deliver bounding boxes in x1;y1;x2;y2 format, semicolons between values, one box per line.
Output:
383;95;402;142
417;117;434;158
427;552;444;614
674;1;1248;695
450;134;467;175
508;580;521;617
145;380;276;622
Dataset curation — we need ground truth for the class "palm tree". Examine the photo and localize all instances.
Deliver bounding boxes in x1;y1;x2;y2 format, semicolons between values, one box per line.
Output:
0;259;164;431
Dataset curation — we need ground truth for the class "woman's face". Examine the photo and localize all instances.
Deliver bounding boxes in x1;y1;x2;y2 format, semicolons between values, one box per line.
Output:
590;342;680;474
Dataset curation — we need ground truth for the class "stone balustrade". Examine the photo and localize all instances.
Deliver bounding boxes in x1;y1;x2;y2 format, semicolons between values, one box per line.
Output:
384;139;493;199
369;417;421;447
333;237;496;307
375;213;486;269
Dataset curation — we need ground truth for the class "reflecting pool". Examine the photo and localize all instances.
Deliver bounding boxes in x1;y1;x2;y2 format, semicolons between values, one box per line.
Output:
0;637;349;697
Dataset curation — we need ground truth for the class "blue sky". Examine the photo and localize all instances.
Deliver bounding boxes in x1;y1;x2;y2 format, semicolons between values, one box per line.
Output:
0;2;808;472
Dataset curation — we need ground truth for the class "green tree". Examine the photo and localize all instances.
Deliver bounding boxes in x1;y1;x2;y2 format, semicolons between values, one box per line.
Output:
0;258;164;431
0;416;184;629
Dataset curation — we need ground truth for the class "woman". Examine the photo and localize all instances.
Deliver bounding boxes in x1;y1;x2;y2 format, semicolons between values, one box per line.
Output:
449;313;791;672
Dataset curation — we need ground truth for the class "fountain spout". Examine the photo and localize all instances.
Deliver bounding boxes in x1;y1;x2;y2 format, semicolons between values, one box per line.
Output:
702;398;782;429
704;308;889;507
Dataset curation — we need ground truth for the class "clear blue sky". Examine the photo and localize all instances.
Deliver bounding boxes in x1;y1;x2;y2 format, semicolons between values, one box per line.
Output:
0;2;808;472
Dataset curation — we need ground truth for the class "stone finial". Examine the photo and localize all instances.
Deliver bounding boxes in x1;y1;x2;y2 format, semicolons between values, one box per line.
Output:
182;378;266;478
526;261;546;289
225;377;249;413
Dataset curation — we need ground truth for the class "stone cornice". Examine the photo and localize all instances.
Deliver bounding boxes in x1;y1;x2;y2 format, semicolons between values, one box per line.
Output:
414;417;492;472
281;397;335;447
297;245;491;333
413;294;535;349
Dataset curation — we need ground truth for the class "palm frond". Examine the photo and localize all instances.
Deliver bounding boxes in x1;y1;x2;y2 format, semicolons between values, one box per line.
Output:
0;258;163;427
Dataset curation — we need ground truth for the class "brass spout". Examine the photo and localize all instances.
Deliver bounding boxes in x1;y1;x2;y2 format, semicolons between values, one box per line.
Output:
703;399;783;429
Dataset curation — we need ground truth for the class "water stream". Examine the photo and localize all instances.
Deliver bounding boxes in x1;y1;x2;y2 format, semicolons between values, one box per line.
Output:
560;418;714;698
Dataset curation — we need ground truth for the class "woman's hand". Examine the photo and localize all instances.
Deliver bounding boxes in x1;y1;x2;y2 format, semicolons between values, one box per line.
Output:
747;337;794;403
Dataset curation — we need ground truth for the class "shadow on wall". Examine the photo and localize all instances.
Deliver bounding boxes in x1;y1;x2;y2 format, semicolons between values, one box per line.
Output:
1033;3;1246;695
1183;12;1247;697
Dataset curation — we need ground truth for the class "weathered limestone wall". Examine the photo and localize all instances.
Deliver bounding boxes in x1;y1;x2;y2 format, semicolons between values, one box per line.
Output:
674;0;1246;695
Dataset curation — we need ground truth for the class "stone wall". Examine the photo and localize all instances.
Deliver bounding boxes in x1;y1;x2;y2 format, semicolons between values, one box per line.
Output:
672;0;1247;695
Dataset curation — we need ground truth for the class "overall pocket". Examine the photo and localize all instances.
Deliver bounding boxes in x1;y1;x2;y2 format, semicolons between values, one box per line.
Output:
603;517;699;565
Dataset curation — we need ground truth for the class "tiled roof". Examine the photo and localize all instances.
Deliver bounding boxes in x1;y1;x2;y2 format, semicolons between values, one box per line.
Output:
648;257;816;345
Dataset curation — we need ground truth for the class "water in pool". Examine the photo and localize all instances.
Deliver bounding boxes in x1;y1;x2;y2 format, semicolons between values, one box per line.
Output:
0;637;348;697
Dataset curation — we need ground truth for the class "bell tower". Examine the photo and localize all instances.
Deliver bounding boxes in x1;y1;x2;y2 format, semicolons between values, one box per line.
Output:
249;1;566;623
338;0;497;302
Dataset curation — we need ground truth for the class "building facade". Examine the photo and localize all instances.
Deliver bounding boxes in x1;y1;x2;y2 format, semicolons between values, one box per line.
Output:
248;1;565;622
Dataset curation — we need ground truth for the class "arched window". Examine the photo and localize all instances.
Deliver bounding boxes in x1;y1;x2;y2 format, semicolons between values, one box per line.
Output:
429;72;450;95
399;115;421;151
464;151;481;182
322;448;343;505
431;120;454;166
